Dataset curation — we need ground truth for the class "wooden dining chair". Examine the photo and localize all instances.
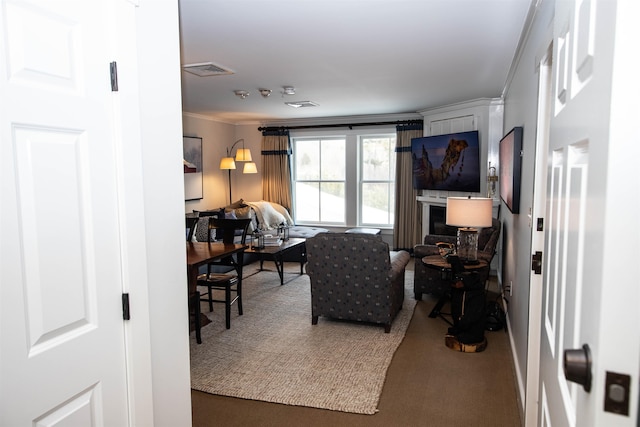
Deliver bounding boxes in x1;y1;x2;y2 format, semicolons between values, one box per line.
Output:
196;217;251;329
186;215;202;342
185;215;198;242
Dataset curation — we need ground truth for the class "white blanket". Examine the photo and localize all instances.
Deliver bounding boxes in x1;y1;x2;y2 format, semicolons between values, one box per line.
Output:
247;201;293;230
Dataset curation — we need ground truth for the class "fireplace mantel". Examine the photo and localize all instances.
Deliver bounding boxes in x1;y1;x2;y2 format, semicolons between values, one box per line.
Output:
417;194;500;239
416;194;448;206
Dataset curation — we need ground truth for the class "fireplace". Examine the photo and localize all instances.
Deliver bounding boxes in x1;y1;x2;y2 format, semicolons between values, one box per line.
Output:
429;205;457;236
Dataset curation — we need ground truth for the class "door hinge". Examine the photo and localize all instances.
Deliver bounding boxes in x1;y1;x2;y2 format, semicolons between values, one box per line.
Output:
122;293;130;320
532;251;542;275
110;61;118;91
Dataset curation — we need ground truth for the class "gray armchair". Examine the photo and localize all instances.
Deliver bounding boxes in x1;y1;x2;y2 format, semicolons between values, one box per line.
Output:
306;233;411;333
413;217;501;300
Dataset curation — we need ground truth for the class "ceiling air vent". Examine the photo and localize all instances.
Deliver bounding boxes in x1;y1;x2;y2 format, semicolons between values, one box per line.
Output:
182;62;234;77
285;101;319;108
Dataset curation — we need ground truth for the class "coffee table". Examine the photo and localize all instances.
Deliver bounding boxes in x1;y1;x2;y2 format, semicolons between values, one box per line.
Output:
244;237;306;285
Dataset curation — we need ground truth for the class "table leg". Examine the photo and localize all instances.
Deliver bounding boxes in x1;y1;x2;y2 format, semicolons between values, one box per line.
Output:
299;243;305;274
273;252;284;285
429;293;453;326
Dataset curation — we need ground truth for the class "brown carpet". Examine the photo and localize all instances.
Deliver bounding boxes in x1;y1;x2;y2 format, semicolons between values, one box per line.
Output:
191;259;522;426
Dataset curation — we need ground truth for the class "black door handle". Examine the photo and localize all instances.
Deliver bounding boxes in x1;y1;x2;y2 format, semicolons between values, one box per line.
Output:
563;344;592;392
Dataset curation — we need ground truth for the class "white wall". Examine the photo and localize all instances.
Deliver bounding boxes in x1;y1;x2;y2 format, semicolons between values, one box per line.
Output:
137;2;192;425
500;0;554;412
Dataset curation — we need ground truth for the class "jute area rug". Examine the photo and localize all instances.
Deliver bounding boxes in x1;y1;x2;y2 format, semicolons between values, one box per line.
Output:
189;263;416;415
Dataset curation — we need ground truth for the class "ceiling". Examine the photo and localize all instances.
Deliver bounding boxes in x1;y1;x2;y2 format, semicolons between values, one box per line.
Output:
178;0;533;125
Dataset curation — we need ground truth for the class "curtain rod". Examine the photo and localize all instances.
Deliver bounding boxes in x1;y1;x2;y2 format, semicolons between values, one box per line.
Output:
258;119;422;132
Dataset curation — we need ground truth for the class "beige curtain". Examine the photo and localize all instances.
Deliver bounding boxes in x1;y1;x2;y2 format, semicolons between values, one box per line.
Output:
261;130;293;215
393;122;424;251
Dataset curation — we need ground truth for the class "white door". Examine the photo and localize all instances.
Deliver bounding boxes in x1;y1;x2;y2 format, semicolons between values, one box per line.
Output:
0;0;130;425
538;0;639;426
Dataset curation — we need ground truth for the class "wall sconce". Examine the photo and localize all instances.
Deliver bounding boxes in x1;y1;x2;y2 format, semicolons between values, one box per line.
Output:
220;139;258;203
487;163;498;198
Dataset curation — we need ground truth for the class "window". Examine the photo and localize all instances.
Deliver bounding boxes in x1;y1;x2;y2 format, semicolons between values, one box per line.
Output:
360;135;396;226
293;137;346;223
292;129;396;227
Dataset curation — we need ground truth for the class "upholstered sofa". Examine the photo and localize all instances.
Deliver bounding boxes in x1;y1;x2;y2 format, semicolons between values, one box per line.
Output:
192;200;328;267
413;217;501;300
306;232;411;333
192;199;328;243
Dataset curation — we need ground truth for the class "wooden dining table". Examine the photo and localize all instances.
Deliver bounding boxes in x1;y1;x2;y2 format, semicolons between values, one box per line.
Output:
186;241;247;343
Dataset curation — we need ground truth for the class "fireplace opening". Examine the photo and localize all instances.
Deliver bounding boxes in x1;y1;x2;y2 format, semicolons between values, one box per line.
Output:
429;205;457;236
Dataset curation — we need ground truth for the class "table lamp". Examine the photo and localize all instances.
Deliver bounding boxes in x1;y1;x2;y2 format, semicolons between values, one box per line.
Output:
446;196;493;264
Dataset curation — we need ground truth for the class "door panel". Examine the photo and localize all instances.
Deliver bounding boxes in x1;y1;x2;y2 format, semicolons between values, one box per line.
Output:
1;0;129;425
537;0;639;425
541;141;590;426
15;127;96;353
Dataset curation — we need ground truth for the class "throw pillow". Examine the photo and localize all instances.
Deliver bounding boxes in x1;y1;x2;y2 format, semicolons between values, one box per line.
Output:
232;205;255;233
194;208;225;241
194;217;211;242
225;199;246;211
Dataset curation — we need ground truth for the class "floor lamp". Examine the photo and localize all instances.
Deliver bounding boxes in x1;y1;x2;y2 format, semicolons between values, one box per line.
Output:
446;196;493;264
219;139;257;204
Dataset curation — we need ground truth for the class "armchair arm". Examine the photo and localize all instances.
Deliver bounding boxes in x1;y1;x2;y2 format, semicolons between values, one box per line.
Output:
423;234;456;246
389;250;411;282
414;244;441;258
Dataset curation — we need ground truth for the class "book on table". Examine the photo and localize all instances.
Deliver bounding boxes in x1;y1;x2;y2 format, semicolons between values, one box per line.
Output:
263;234;283;246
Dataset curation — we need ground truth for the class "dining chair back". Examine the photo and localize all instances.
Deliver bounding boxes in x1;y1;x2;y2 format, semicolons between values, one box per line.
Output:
197;217;251;329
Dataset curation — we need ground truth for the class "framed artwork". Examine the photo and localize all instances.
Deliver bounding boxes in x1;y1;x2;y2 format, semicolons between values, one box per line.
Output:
499;127;523;214
183;136;203;200
411;130;481;192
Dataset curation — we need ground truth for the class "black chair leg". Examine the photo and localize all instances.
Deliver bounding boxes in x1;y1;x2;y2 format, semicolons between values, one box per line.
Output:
225;285;231;329
207;285;213;312
191;291;202;344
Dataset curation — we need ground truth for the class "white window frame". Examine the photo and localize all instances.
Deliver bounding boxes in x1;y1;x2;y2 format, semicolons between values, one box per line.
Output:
358;133;396;227
291;127;396;228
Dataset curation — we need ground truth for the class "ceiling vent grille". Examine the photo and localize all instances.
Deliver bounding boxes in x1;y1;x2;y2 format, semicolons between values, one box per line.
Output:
285;101;319;108
182;62;234;77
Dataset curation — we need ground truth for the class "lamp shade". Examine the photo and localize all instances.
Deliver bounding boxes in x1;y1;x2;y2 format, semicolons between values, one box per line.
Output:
446;197;493;228
219;157;236;170
235;148;252;162
243;162;258;174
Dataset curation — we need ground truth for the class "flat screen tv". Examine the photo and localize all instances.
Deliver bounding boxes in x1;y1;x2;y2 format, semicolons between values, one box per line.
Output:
499;126;523;214
411;130;481;192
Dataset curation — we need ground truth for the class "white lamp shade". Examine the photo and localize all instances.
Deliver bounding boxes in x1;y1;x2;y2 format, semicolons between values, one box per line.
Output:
446;197;493;228
243;162;258;174
235;148;252;162
219;157;236;170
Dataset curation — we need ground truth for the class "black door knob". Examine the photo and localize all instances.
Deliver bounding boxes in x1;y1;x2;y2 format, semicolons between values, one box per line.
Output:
563;344;592;392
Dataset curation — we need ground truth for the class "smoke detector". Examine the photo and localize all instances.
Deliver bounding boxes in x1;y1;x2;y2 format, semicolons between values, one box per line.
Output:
182;62;234;77
282;86;296;95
